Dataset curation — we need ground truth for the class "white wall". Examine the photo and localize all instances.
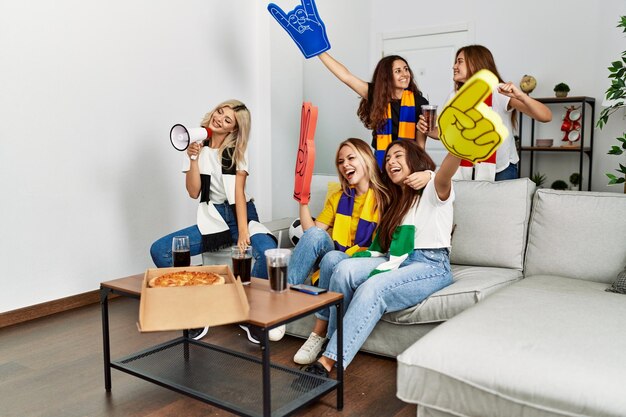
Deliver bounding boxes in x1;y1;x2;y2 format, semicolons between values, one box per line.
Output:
3;0;625;312
0;1;274;312
367;0;626;192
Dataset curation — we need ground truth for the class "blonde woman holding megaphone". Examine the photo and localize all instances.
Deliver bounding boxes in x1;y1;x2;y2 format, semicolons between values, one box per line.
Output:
150;100;278;340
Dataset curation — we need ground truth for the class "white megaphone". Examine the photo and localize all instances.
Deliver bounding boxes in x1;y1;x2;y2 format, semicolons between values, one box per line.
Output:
169;124;212;160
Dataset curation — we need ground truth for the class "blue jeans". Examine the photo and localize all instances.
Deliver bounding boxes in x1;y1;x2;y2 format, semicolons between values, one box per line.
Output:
287;227;335;285
323;248;453;368
150;200;276;278
495;163;518;181
287;227;349;319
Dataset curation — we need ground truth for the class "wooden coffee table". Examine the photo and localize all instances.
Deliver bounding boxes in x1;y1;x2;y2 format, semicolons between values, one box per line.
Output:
100;274;344;417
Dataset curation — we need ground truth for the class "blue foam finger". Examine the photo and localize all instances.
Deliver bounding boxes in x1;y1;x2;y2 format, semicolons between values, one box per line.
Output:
267;0;331;59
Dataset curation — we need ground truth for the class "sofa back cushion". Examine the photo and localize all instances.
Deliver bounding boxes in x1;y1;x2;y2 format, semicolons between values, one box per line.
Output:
525;189;626;283
450;179;536;270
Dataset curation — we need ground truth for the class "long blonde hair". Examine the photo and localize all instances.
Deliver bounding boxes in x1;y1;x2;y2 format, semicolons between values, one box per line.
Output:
335;138;390;213
200;99;250;169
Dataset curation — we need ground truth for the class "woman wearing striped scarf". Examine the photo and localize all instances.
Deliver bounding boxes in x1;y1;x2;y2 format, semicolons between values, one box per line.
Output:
151;100;276;273
288;138;389;365
318;52;431;168
300;139;461;376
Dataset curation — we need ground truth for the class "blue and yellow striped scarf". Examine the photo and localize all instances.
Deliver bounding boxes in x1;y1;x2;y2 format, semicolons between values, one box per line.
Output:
375;89;416;167
311;187;378;284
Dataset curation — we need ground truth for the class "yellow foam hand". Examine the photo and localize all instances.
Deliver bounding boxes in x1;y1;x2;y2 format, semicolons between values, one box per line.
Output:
438;69;509;163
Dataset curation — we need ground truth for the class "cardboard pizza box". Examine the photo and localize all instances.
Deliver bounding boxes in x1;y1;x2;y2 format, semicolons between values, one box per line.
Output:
138;265;249;332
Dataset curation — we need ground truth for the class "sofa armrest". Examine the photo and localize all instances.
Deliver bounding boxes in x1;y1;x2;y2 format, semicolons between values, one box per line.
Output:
263;217;295;249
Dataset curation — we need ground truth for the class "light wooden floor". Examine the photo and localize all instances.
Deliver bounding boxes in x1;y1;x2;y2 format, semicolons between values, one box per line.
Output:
0;297;417;417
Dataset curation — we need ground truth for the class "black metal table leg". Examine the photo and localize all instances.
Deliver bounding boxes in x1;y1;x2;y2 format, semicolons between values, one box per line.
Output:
336;299;344;410
261;327;271;417
100;286;112;391
183;329;190;361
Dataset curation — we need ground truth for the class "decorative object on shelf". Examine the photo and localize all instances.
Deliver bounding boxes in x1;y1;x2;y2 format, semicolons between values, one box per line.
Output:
553;83;570;98
551;180;569;190
530;172;546;188
520;75;537;95
569;172;581;189
536;138;553;147
560;105;581;147
596;15;626;189
518;96;595;191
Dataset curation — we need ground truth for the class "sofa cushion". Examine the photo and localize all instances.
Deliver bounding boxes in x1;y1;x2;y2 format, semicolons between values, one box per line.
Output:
450;178;535;270
382;265;522;324
397;276;626;417
606;266;626;294
525;189;626;283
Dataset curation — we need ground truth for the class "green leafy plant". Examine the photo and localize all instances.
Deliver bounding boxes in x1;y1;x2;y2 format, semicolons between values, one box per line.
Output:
553;83;570;92
596;16;626;187
569;172;581;189
530;172;546;187
551;180;569;190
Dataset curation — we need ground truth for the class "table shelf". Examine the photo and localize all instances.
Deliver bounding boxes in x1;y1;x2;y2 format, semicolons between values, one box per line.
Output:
100;275;344;417
112;337;337;417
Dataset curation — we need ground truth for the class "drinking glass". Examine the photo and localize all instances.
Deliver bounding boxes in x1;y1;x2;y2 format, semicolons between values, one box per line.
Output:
265;248;291;293
421;104;438;132
172;236;191;267
231;246;253;284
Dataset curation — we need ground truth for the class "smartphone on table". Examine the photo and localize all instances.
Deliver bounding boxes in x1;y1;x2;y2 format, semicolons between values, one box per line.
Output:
290;284;328;295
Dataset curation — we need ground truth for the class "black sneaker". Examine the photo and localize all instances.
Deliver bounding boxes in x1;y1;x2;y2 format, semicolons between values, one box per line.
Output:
301;361;330;378
291;361;330;392
188;327;209;340
239;325;261;344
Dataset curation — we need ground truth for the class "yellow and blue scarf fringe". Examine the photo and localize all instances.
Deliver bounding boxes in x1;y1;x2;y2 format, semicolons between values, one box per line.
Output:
310;188;378;284
375;89;416;168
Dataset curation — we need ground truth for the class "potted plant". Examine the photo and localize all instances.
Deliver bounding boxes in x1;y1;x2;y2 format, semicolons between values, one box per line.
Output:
530;172;546;188
551;180;569;190
569;172;581;190
597;16;626;190
553;83;570;98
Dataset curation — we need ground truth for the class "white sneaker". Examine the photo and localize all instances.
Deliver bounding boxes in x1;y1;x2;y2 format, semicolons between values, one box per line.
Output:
269;325;286;342
239;325;260;344
293;332;326;365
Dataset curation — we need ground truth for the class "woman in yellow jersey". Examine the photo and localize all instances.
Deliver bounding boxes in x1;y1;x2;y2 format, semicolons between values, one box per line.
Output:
287;138;387;364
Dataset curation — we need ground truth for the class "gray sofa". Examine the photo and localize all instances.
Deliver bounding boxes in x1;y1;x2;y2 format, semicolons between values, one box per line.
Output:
206;180;626;416
287;178;537;357
397;184;626;417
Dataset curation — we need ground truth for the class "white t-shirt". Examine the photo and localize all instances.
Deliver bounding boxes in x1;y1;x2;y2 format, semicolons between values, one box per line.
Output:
490;88;517;173
412;176;455;249
182;146;250;204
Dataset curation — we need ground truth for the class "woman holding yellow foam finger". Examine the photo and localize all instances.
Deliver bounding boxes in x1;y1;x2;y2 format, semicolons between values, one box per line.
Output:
418;45;551;181
298;139;462;377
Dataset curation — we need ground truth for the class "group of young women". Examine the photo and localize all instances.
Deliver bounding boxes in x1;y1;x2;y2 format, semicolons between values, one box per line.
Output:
150;26;551;374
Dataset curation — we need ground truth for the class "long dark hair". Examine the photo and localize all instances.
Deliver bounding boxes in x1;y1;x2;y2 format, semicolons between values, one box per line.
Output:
377;139;435;251
357;55;422;132
455;45;517;129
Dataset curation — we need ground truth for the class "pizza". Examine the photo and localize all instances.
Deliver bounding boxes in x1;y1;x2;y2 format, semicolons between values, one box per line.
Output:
149;270;225;288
